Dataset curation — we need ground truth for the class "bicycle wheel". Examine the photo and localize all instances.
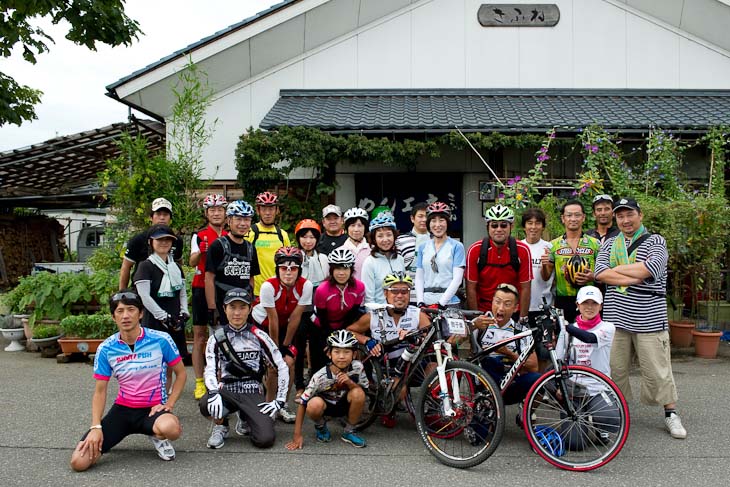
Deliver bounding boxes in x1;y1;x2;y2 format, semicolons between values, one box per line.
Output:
415;360;504;469
523;365;630;471
352;353;383;431
404;349;446;419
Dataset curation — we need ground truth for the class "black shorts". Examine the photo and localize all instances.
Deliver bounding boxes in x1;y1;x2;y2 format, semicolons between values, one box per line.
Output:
79;404;171;453
323;396;351;418
192;287;208;325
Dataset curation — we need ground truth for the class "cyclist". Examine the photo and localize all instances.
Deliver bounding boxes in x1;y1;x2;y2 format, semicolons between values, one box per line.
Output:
415;201;465;309
466;204;532;318
317;204;347;255
119;197;185;290
285;330;369;450
338;207;370;279
293;219;330;396
189;194;228;400
205;200;260;327
200;288;289;450
395;202;429;303
472;283;540;406
361;212;406;304
554;286;619;448
586;194;620;244
308;248;366;394
348;271;430;427
133;224;189;366
251;247;313;423
541;200;600;323
70;291;185;471
247;191;291;296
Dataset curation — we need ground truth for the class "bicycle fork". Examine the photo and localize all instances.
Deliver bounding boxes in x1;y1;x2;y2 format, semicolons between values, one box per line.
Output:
433;341;460;417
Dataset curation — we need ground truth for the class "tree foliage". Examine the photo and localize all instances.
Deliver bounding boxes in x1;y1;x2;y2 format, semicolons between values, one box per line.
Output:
0;0;141;126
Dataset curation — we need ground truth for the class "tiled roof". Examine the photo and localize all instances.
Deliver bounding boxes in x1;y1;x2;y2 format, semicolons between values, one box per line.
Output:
260;89;730;133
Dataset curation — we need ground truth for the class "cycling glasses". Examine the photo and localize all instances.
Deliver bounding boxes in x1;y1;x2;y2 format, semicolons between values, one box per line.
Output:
592;194;613;204
385;288;410;295
223;288;252;305
111;291;140;302
489;222;510;229
495;283;518;295
278;263;300;271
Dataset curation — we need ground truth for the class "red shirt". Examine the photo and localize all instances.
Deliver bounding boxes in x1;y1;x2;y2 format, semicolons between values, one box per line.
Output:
465;239;533;312
192;225;227;288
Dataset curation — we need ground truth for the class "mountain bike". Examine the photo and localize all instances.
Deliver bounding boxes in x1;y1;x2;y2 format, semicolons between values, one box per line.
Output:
463;304;630;471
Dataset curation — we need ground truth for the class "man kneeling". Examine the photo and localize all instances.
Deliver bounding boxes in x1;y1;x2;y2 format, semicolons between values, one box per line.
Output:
200;288;289;449
70;290;186;471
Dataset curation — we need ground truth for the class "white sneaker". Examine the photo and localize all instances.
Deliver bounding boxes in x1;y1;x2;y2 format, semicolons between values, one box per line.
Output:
151;437;175;461
277;406;296;424
665;412;687;439
235;412;251;436
207;424;229;449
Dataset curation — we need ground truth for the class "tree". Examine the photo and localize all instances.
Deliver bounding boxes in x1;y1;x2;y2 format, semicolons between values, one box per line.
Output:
0;0;141;126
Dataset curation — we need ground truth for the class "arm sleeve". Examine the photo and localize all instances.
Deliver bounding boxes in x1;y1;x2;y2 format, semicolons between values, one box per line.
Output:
439;266;464;307
518;245;533;282
642;236;668;281
361;257;377;304
179;279;189;315
134;279;169;321
203;335;220;392
190;234;200;254
415;267;425;303
565;325;598;344
124;234;144;263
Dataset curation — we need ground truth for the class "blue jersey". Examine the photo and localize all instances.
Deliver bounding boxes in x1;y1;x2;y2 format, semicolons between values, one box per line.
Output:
93;327;181;408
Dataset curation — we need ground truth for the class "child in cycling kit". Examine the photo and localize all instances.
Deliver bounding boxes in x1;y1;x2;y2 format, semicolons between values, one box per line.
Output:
200;288;289;450
285;330;368;449
554;286;620;449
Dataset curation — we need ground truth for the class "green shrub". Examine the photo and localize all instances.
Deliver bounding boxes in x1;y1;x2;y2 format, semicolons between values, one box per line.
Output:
32;324;63;339
60;313;117;339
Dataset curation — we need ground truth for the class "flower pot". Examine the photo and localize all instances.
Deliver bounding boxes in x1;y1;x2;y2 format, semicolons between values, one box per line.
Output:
669;321;694;347
58;338;104;355
692;329;722;359
31;333;64;358
21;317;39;352
2;328;26;352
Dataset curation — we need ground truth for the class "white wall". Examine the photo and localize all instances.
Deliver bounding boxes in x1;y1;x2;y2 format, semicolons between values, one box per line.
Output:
201;0;730;180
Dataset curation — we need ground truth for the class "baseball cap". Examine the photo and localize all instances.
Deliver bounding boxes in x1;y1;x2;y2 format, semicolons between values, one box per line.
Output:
576;286;603;304
147;224;176;240
612;198;640;212
223;287;252;305
322;204;342;218
151;197;173;214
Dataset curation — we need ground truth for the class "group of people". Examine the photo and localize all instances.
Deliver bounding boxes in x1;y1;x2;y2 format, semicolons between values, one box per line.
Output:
70;191;686;471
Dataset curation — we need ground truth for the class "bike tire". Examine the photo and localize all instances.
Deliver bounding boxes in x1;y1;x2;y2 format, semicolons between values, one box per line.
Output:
404;349;449;419
415;360;505;469
523;365;630;471
352;353;383;431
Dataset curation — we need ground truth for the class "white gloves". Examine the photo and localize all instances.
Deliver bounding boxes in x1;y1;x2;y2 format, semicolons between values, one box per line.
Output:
207;392;224;419
258;400;284;418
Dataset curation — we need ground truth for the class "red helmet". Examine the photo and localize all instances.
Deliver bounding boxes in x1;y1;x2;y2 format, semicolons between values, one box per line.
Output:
274;246;304;267
202;194;228;209
255;191;279;206
427;201;451;219
294;219;321;237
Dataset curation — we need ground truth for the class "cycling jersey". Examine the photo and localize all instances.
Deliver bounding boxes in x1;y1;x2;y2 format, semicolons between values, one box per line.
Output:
191;225;227;288
206;235;260;323
369;305;421;358
246;222;290;296
299;360;369;405
361;253;406;304
251;276;313;327
416;237;465;306
313;279;366;330
203;323;289;402
548;234;600;297
93;327;182;408
555;320;615;396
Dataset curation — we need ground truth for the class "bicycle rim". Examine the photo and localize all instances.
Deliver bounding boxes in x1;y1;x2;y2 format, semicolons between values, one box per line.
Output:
416;361;505;469
523;365;630;471
404;349;446;419
352;354;382;431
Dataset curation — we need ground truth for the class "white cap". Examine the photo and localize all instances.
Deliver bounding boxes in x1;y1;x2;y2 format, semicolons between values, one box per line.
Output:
151;197;173;214
322;204;342;218
576;285;603;304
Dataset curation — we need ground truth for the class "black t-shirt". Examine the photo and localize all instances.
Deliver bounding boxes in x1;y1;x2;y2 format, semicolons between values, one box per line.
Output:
133;260;184;327
206;235;260;311
124;230;185;277
317;233;348;255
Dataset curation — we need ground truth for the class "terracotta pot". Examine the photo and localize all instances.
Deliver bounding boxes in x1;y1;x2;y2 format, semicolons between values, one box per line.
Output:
58;338;103;355
692;329;722;359
669;321;694;347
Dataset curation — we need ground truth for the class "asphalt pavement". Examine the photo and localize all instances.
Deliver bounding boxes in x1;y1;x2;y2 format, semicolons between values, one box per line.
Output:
1;339;729;487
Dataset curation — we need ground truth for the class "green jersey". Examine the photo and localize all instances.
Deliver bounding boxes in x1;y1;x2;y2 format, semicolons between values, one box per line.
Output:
548;234;600;297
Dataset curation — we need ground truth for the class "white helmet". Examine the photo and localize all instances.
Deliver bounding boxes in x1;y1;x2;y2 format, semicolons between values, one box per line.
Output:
343;207;369;227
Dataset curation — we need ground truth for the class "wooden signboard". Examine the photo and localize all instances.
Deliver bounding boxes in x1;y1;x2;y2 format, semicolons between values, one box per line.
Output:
478;4;560;27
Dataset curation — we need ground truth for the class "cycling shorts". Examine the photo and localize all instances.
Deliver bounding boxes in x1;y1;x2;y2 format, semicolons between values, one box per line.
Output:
78;404;171;453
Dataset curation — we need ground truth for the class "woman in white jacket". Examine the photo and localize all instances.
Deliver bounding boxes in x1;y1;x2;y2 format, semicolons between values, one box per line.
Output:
361;212;405;304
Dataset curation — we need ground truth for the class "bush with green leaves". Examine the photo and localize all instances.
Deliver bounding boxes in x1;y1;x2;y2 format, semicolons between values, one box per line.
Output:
32;324;63;339
60;313;117;339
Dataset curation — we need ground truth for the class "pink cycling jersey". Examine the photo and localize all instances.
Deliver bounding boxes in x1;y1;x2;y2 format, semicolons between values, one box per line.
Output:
313;279;365;330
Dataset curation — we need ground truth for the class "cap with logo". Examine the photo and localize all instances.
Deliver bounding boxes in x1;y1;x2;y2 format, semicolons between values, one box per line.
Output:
612;198;640;212
223;287;252;305
576;285;603;304
151;197;173;214
322;204;342;218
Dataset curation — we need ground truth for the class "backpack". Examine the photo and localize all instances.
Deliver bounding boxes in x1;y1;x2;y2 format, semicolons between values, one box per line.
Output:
477;237;520;273
250;223;285;247
214;236;253;292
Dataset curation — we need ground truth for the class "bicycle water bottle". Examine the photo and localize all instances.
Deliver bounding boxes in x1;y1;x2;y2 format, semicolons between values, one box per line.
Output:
393;344;417;376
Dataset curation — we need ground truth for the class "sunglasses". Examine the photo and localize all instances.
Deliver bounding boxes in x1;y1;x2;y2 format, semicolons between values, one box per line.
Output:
430;255;438;274
386;288;410;295
496;283;518;294
592;194;613;203
111;291;139;302
278;263;300;271
489;222;510;229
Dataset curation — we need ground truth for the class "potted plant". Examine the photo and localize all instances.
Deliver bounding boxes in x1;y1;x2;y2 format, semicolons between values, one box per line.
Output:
1;314;26;352
58;313;117;355
30;322;64;357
